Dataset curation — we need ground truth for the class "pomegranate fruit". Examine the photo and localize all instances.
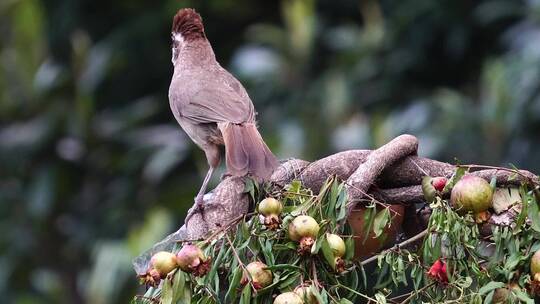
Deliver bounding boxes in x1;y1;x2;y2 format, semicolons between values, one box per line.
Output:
450;175;493;214
432;177;447;192
258;198;283;230
273;292;303;304
242;261;273;289
531;249;540;281
149;251;178;278
294;284;317;304
326;233;346;257
176;244;210;276
325;233;346;272
288;215;320;254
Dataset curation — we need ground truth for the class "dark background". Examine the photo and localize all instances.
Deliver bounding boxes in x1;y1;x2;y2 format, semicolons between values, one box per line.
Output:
1;0;539;303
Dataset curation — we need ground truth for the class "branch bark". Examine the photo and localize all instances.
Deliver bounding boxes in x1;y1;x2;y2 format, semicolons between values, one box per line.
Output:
132;134;539;275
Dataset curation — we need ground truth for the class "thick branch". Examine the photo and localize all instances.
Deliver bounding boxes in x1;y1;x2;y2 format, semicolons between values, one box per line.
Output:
133;135;539;275
345;134;418;212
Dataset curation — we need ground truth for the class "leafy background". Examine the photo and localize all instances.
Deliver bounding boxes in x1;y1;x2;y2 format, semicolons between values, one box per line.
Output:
1;0;540;303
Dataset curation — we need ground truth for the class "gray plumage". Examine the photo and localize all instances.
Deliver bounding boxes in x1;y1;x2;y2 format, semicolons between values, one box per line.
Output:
168;8;278;215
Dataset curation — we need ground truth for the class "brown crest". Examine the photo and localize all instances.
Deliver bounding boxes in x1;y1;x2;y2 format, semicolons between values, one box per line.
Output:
172;8;205;40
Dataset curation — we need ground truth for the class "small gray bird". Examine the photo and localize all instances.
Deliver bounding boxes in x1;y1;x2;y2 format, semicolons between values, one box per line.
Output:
168;8;278;219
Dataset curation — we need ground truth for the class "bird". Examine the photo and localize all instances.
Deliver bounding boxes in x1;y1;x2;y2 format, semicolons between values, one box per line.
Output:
168;8;278;221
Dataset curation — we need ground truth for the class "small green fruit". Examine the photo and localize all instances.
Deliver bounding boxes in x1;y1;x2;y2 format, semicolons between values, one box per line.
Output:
326;233;346;258
288;215;320;242
243;261;273;289
258;198;283;216
149;251;177;278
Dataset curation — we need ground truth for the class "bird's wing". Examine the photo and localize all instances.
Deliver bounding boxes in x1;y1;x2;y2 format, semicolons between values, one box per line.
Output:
174;75;255;124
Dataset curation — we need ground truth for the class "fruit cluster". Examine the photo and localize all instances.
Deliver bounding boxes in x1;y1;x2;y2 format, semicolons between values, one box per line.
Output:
140;244;210;287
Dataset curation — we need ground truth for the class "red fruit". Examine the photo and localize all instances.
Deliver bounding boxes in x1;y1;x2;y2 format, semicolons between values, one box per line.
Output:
176;244;210;277
450;175;493;214
431;177;447;192
427;259;448;284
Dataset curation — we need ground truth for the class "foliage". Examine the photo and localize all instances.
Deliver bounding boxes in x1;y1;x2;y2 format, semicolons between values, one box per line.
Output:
134;172;540;303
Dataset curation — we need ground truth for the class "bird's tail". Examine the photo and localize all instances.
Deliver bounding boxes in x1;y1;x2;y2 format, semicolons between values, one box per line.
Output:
219;122;278;180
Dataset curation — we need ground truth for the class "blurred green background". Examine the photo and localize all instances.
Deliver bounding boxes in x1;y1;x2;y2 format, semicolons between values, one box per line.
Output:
1;0;540;303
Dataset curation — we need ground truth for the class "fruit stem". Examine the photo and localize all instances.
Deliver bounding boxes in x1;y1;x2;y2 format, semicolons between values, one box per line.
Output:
360;228;429;266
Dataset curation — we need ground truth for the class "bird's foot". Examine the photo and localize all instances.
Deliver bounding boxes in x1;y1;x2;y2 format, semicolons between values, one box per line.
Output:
185;195;205;226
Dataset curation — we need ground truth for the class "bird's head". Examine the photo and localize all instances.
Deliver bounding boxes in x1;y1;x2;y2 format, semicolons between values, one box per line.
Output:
171;8;206;64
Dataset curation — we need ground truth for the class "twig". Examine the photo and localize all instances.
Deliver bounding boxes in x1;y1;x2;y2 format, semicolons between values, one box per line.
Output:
410;158;430;177
399;282;435;304
311;260;322;289
224;234;257;293
460;164;539;186
361;228;429;266
202;214;247;245
343;181;401;217
133;295;159;303
335;283;378;303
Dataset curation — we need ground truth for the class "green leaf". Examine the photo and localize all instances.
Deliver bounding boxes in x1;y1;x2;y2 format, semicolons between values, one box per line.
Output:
311;237;322;255
513;288;534;304
373;208;390;238
358;263;367;289
422;176;436;203
278;271;301;289
338;299;354;304
490;175;497;190
345;269;359;300
336;199;347;222
260;238;275;265
443;167;466;192
344;236;355;260
205;244;227;285
310;285;325;304
478;281;505;295
325;178;339;218
239;284;251;304
264;263;303;272
225;267;243;302
161;276;173;304
484;290;494;304
515;186;530;232
527;190;540;233
172;271;189;304
321;234;336;270
273;242;297;251
362;206;376;244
